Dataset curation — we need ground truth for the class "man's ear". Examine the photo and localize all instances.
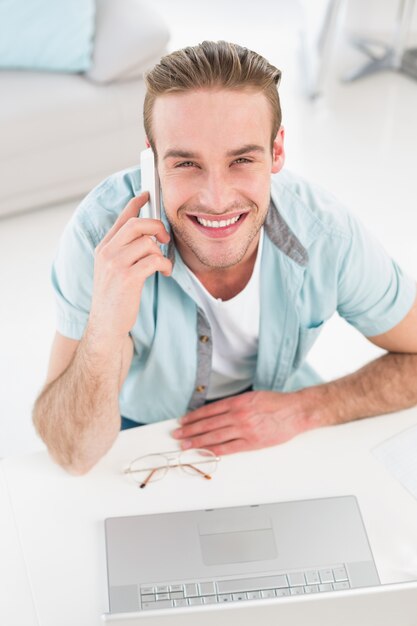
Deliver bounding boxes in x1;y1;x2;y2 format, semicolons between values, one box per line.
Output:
145;137;151;149
271;126;285;174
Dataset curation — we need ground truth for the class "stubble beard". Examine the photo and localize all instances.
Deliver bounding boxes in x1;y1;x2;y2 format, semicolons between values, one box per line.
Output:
167;203;267;270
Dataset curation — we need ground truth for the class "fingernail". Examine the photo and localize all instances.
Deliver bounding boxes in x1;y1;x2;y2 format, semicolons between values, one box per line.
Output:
172;428;182;439
181;440;191;450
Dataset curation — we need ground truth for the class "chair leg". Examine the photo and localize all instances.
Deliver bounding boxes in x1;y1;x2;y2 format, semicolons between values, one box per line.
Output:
343;0;416;82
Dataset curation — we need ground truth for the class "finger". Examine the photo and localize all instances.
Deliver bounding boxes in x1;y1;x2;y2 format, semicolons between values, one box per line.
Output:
172;414;232;440
99;193;150;247
131;253;173;279
180;398;233;425
107;216;170;249
179;426;242;450
115;234;163;268
205;439;246;456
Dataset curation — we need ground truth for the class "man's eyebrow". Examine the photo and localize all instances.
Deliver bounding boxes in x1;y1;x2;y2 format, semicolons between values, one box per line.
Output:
163;144;265;161
163;149;199;161
226;144;265;157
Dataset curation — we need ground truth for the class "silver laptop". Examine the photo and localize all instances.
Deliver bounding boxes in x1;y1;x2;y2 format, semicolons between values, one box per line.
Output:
102;496;417;625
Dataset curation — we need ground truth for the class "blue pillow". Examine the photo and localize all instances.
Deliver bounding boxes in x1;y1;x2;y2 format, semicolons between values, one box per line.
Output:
0;0;95;72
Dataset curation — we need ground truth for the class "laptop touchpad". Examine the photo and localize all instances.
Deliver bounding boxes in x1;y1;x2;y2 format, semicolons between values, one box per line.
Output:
199;515;277;565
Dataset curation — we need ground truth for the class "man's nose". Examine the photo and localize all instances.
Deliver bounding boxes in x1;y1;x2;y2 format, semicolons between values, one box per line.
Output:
197;169;234;212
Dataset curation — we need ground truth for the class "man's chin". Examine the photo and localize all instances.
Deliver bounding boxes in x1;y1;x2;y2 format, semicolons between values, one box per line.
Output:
186;246;250;270
171;222;262;272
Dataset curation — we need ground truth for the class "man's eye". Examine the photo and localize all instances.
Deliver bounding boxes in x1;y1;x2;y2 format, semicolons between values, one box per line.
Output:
176;161;195;168
233;158;251;164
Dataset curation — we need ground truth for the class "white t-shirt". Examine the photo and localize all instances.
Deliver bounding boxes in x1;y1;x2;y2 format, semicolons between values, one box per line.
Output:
181;229;263;400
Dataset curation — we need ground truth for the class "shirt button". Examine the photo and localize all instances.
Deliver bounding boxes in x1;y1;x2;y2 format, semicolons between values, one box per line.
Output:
195;385;206;393
199;335;209;343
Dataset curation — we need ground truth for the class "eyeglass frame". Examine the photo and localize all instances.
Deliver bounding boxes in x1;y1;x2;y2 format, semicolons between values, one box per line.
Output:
123;448;221;489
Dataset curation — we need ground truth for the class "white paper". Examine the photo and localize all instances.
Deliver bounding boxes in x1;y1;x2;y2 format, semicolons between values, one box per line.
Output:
373;424;417;500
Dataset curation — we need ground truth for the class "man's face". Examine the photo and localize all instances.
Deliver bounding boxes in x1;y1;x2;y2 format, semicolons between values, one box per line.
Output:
151;88;285;272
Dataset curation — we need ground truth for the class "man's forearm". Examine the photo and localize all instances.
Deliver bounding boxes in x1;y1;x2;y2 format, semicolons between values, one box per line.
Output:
33;326;124;474
303;352;417;428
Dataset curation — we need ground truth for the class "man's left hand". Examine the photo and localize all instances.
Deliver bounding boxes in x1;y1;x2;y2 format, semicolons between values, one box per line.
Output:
171;390;319;455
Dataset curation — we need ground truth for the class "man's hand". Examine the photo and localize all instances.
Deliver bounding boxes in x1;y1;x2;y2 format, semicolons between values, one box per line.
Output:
172;390;317;455
89;192;172;339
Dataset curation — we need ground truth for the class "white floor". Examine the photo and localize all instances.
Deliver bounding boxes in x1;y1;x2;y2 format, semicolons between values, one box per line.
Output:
1;0;417;457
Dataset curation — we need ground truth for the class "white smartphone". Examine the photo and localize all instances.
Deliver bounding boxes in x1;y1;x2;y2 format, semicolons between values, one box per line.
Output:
140;147;161;220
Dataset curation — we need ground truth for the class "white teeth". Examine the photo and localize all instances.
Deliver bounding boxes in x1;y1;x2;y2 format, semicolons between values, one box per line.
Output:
196;215;241;228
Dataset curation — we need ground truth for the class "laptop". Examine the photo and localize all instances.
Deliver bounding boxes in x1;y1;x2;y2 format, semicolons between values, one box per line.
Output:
102;496;417;625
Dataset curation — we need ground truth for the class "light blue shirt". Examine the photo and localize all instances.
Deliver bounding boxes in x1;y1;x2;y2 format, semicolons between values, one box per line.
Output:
51;167;416;423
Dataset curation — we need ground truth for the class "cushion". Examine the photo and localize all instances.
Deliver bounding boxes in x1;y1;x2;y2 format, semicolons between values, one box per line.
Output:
87;0;170;83
0;0;95;72
0;69;147;216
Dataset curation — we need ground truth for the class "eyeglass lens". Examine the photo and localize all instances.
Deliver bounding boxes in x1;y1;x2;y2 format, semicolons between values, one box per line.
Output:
179;449;218;478
128;454;169;486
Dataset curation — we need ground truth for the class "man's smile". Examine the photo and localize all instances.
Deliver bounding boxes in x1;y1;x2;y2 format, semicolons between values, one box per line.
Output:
185;211;249;238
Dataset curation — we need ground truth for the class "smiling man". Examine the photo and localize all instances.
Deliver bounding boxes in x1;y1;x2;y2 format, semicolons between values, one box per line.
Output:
33;41;417;475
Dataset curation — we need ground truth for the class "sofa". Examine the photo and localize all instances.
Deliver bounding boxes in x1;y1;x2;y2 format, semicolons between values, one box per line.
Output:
0;0;170;218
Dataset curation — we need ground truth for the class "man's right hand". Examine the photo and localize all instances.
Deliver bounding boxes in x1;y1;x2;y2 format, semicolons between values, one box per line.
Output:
89;192;172;338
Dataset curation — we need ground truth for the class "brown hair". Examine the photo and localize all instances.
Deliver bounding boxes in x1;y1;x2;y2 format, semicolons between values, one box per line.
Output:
143;40;282;158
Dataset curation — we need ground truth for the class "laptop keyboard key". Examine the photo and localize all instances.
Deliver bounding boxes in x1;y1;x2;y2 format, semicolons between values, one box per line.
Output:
287;572;305;587
142;599;174;610
217;575;287;594
141;593;155;602
319;583;333;592
156;593;170;600
141;586;154;595
153;600;174;609
203;596;219;604
155;585;170;594
333;566;348;582
170;591;185;600
218;594;233;602
333;581;350;591
184;583;199;597
189;597;203;605
247;591;262;599
319;569;334;584
276;588;290;597
142;601;157;610
232;593;247;601
261;589;276;599
200;582;216;595
304;585;319;594
305;570;320;585
173;598;189;607
290;587;305;595
170;584;184;593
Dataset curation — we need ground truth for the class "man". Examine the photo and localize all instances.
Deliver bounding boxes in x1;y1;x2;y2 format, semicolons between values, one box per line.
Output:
33;41;417;475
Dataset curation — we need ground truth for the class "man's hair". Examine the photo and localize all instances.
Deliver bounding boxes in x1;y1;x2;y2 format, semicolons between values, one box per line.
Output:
143;40;282;157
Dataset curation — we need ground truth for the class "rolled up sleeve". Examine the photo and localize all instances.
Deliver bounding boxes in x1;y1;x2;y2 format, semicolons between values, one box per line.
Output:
336;214;416;336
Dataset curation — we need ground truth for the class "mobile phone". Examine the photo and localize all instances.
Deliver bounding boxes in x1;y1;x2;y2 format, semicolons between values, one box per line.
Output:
140;147;161;220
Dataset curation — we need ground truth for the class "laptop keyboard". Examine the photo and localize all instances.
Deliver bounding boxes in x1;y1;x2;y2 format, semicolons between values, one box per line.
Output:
139;564;351;610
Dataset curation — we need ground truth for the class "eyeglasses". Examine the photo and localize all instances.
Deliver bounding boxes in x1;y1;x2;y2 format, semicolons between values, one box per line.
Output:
123;448;220;489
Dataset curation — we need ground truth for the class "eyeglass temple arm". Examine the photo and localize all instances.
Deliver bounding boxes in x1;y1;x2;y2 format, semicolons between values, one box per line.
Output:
139;468;159;489
182;463;212;480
